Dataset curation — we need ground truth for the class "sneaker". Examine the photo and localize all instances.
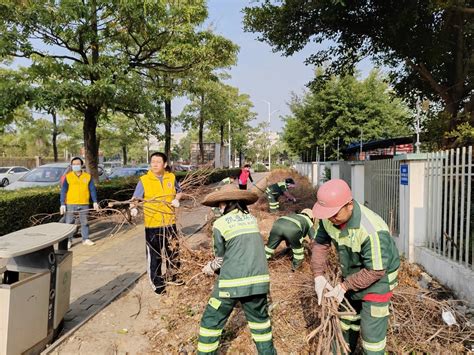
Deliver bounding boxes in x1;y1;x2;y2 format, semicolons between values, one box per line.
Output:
82;239;95;246
67;240;72;249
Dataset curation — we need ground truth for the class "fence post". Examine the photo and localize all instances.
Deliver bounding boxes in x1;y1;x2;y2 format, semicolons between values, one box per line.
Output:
331;163;340;180
396;154;428;262
35;156;42;167
350;162;365;204
312;162;319;187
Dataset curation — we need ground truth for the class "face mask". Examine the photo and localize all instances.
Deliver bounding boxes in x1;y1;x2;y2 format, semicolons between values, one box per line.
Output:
72;165;82;172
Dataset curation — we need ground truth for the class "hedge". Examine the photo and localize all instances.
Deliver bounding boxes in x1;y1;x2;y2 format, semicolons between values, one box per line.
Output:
0;168;241;236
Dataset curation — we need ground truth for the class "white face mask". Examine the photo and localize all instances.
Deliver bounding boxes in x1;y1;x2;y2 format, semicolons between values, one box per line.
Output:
72;165;82;172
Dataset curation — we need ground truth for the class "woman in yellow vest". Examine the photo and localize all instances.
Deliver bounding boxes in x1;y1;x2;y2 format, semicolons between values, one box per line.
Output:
130;152;182;294
60;156;99;248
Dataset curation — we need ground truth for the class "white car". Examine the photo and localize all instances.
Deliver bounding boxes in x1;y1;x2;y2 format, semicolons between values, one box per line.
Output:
4;163;69;190
0;166;30;187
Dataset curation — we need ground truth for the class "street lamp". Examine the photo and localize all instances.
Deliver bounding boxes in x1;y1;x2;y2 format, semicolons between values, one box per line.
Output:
262;100;278;171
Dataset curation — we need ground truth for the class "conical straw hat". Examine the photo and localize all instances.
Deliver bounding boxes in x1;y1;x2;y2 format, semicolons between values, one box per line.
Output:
202;184;259;207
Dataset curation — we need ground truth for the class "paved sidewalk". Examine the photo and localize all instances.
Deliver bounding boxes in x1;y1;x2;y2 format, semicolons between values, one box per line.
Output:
44;203;211;353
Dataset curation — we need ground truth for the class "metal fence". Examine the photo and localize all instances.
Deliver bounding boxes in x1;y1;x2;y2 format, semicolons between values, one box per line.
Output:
425;146;473;269
339;162;352;188
364;159;400;236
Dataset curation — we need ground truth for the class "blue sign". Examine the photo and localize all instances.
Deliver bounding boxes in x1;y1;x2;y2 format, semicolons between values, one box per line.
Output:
400;164;408;185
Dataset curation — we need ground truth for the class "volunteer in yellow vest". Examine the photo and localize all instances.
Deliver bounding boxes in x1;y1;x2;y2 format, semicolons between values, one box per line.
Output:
130;152;183;294
60;156;99;248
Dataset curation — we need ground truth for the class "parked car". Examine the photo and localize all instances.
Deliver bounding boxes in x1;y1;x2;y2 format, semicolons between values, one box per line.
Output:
0;166;30;187
108;167;148;179
103;160;123;175
4;163;69;190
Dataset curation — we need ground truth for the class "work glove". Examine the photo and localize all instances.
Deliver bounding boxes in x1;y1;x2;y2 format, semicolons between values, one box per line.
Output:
314;276;333;305
202;257;224;276
60;205;66;215
93;202;99;212
171;199;180;208
324;283;346;304
130;207;138;217
202;262;215;276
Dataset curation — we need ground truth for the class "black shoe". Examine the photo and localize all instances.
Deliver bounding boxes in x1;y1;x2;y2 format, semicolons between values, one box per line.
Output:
154;286;166;295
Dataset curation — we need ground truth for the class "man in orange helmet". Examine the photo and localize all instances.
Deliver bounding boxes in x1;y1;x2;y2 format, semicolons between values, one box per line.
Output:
311;179;400;355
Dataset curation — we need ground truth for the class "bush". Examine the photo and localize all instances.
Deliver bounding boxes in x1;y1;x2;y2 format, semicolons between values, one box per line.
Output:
0;168;241;236
254;163;268;172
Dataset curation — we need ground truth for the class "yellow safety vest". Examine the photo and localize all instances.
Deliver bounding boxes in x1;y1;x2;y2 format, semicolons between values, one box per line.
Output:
141;170;177;228
65;171;91;205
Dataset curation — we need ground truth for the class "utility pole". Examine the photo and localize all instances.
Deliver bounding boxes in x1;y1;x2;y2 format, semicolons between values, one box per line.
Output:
323;143;326;162
228;119;231;167
360;128;363;160
263;100;278;171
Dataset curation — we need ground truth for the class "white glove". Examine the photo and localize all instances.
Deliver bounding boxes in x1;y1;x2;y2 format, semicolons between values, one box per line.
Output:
93;202;99;212
314;276;333;305
202;262;215;276
60;205;66;215
171;199;180;208
324;283;346;304
130;207;138;217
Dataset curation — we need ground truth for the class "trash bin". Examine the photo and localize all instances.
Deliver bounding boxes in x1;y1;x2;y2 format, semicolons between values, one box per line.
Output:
0;223;75;355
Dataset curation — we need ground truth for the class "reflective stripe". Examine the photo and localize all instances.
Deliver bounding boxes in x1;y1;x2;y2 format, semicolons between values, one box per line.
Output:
248;319;271;330
340;321;360;331
197;341;219;352
251;332;272;342
277;182;286;188
208;297;221;310
281;216;302;229
199;327;223;337
265;246;275;254
389;281;399;290
224;226;260;241
362;338;386;352
369;234;383;270
292;247;304;254
219;274;270;288
301;214;313;228
293;253;304;260
388;269;398;283
340;314;361;321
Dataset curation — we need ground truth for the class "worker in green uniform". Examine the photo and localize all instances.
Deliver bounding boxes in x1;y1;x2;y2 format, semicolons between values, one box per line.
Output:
311;179;400;355
198;184;276;355
265;208;315;270
265;177;297;213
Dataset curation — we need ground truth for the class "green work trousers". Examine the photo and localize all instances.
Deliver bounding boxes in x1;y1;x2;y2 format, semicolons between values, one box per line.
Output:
340;298;390;354
197;292;276;354
265;220;304;269
266;192;280;212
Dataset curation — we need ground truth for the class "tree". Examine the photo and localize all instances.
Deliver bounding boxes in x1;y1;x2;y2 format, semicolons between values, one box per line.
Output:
244;1;474;142
282;70;411;160
99;113;145;165
0;0;235;180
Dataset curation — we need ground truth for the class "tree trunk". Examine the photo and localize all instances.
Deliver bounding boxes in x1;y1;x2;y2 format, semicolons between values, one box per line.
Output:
199;94;205;164
165;99;172;158
122;145;127;165
51;110;58;162
239;150;243;167
220;124;225;167
83;107;100;182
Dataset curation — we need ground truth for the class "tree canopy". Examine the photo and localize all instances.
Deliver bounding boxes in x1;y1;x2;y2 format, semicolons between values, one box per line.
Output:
244;0;474;144
283;70;411;160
